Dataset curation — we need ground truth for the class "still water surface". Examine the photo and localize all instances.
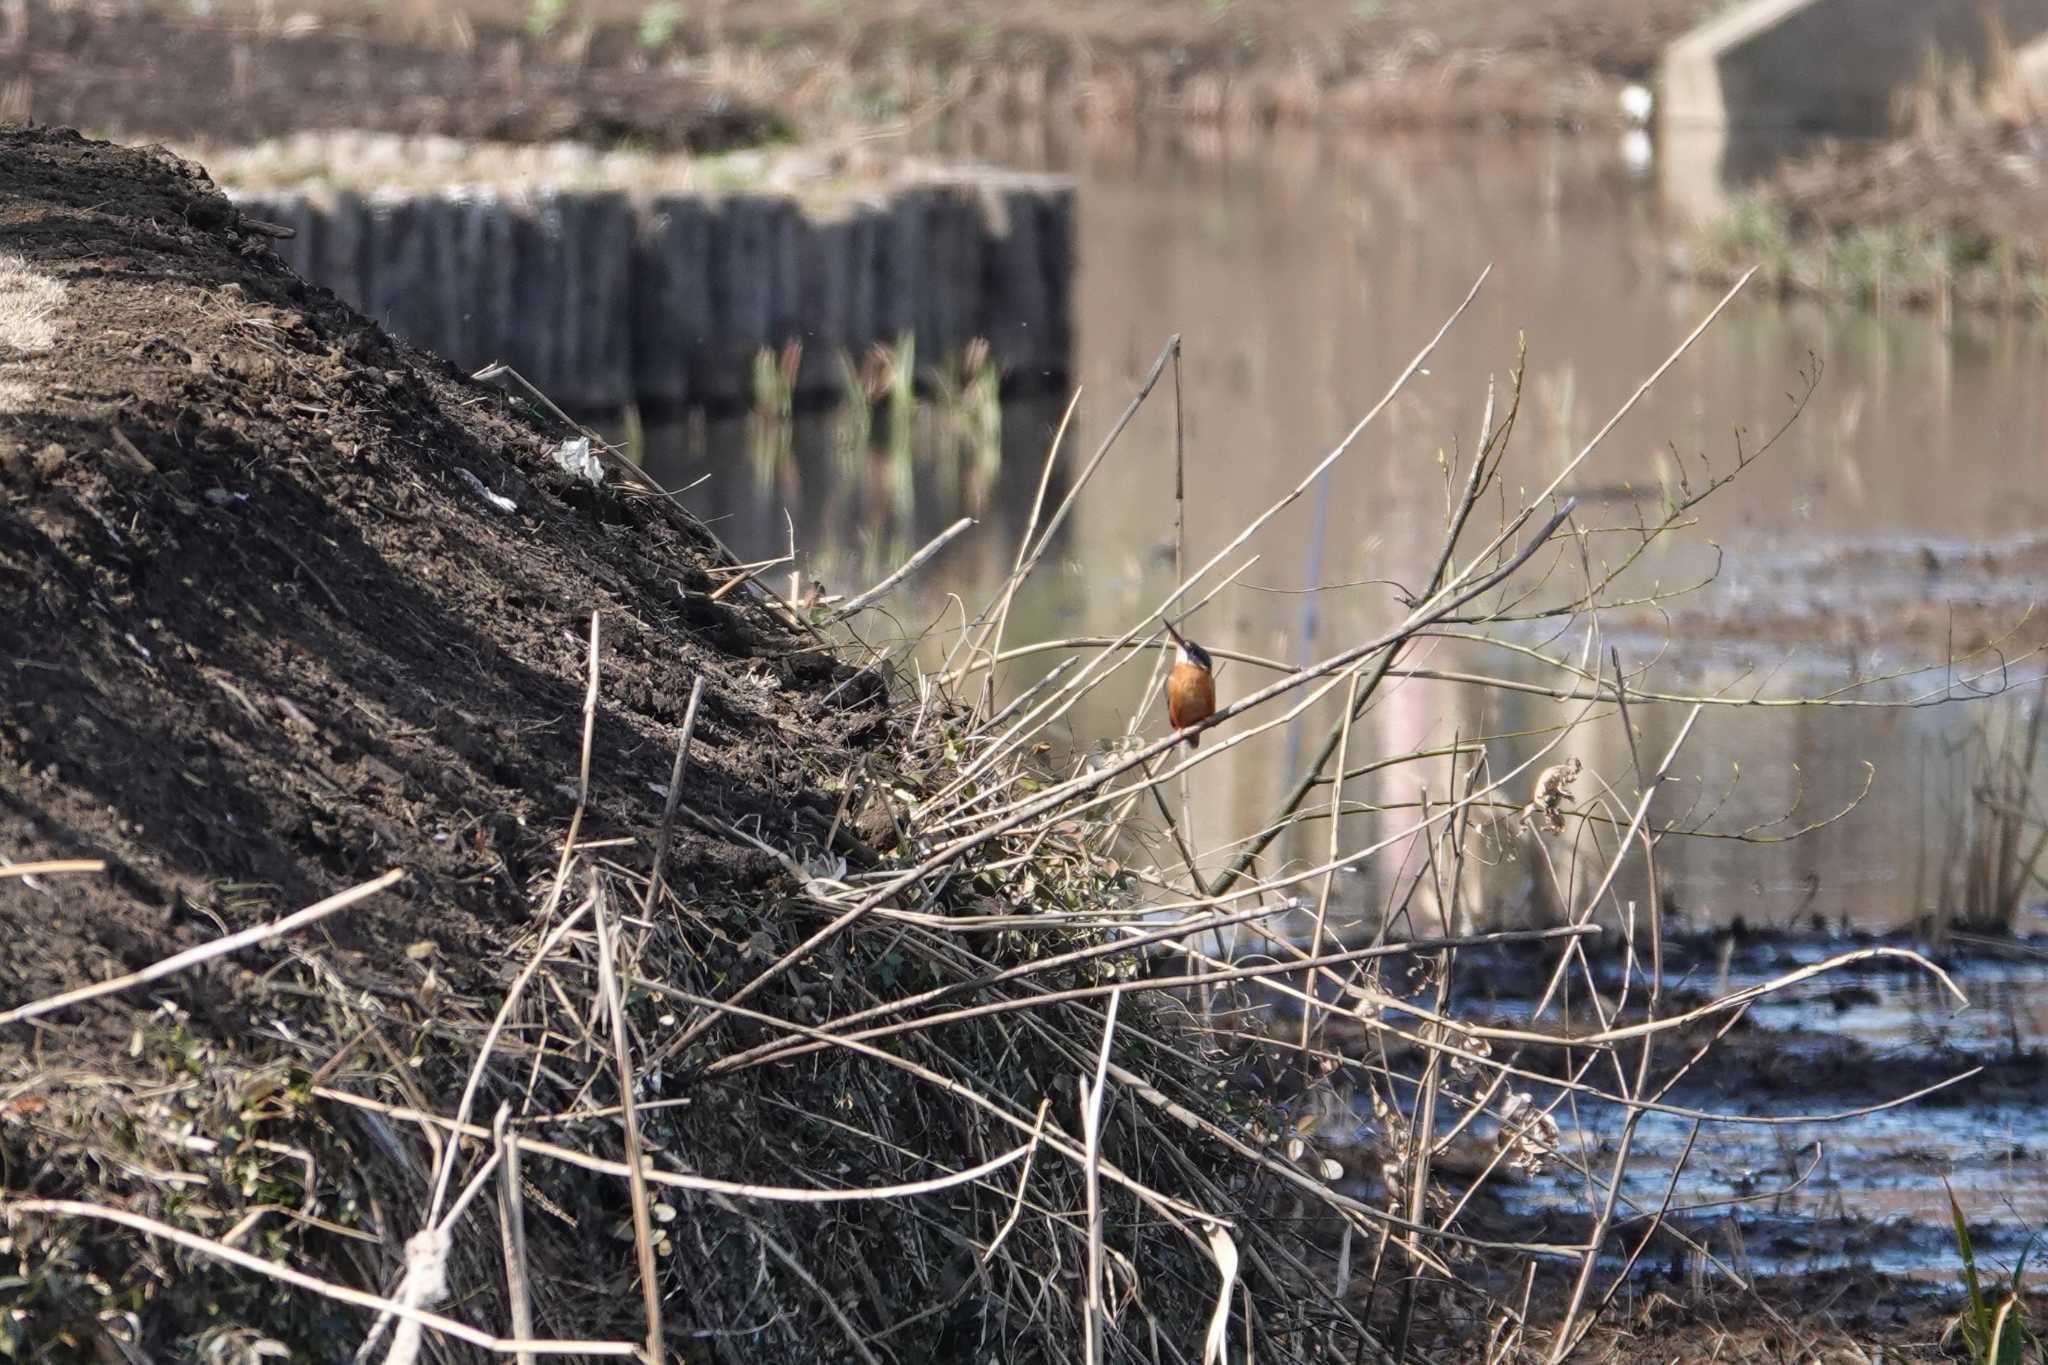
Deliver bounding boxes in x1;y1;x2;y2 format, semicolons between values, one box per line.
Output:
641;126;2048;941
623;124;2048;1273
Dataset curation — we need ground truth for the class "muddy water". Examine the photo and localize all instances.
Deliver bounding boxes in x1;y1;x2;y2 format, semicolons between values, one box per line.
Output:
635;126;2048;1275
644;124;2048;934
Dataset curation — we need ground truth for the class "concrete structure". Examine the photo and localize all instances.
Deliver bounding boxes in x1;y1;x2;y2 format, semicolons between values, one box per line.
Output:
1659;0;2048;219
235;175;1075;412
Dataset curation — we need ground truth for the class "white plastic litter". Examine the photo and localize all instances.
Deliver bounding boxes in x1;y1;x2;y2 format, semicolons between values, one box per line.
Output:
455;467;517;514
552;436;605;486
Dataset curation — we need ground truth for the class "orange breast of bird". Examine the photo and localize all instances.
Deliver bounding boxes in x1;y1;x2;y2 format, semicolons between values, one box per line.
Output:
1167;662;1216;742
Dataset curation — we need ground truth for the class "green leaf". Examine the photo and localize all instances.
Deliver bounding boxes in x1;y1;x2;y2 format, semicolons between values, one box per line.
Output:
1952;1184;1992;1354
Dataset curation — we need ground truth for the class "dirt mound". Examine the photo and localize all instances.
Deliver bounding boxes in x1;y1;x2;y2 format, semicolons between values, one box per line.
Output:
0;123;875;1024
0;124;910;1350
0;127;1338;1364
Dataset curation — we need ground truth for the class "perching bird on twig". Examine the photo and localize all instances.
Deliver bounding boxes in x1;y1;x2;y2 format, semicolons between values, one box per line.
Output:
1163;620;1216;749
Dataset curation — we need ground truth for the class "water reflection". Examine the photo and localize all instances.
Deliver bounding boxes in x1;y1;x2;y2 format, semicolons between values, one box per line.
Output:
640;124;2048;932
637;391;1075;602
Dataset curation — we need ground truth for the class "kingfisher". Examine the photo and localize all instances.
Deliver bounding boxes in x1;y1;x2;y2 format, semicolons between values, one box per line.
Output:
1163;621;1217;749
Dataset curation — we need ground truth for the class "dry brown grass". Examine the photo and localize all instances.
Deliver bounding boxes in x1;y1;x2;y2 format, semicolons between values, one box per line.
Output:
5;264;2032;1363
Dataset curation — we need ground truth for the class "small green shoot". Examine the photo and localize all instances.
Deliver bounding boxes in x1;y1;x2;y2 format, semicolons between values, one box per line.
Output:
1947;1185;2042;1365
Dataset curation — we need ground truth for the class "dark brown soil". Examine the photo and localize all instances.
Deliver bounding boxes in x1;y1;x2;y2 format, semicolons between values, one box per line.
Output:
0;123;882;1060
1;3;788;153
0;128;1305;1365
1569;1270;2010;1363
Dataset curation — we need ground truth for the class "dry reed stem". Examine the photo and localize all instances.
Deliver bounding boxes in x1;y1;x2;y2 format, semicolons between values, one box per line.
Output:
707;552;793;602
1081;985;1124;1365
0;866;403;1027
315;1087;1044;1204
491;1105;536;1365
594;883;664;1365
0;858;105;878
1300;666;1361;1055
532;612;604;928
643;674;707;915
1203;1021;1978;1129
1199;1222;1239;1365
6;1199;640;1356
833;515;975;619
983;1098;1053;1265
965;383;1083;716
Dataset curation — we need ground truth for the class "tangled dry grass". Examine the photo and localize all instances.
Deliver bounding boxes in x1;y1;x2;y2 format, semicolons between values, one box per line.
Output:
5;204;2036;1365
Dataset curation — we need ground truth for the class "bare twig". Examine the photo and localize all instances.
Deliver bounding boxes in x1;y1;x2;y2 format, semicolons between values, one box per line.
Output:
1080;986;1123;1365
594;884;664;1365
0;868;403;1027
0;858;105;879
493;1105;536;1365
832;516;975;620
643;675;707;915
7;1200;639;1357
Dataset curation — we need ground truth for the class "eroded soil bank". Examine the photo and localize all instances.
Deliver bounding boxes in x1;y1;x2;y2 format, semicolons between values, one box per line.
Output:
0;2;788;153
0;125;1358;1364
0;127;880;1023
6;0;1709;141
0;124;929;1358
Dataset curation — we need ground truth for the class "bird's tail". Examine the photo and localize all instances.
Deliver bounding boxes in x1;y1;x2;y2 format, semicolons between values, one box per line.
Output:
1184;729;1201;751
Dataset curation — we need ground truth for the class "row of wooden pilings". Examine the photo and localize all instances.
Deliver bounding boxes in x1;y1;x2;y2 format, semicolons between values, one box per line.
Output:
233;172;1075;411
